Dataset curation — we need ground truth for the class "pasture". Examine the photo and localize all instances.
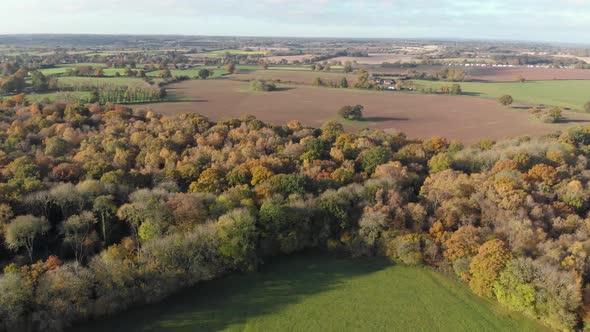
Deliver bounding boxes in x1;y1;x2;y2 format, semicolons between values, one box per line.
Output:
141;79;590;143
72;254;546;332
26;91;91;103
57;76;161;88
414;79;590;110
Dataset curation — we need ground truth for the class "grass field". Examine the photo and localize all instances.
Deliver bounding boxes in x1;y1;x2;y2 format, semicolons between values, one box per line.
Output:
72;254;546;332
26;91;91;102
57;76;161;88
414;79;590;110
147;67;230;78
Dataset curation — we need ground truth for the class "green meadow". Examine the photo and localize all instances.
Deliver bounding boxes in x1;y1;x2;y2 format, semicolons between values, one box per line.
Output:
72;254;546;332
414;79;590;110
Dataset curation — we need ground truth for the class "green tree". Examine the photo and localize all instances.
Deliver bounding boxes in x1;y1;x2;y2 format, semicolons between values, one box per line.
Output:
339;77;349;88
216;208;258;271
30;71;49;91
198;69;211;79
4;215;50;262
93;195;117;246
493;258;537;315
343;62;354;73
44;136;69;157
359;146;392;174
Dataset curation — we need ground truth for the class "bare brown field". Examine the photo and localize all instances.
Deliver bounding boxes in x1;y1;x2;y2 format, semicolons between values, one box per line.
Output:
466;67;590;82
142;80;590;142
229;70;358;85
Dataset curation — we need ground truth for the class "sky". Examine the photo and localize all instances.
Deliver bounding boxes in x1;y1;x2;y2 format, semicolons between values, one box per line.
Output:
0;0;589;44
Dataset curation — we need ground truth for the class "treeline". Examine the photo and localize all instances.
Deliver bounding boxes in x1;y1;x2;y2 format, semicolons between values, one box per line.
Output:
2;102;590;330
1;63;57;94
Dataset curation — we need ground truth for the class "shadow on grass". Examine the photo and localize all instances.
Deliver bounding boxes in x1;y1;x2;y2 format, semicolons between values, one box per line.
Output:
71;253;390;332
460;92;482;97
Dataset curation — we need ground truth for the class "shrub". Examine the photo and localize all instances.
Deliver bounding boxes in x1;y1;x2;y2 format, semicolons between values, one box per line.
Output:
250;79;276;92
387;233;424;265
498;95;514;106
528;106;562;123
584;101;590;113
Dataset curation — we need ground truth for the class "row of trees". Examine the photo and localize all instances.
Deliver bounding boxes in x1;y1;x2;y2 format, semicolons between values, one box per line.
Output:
1;102;590;330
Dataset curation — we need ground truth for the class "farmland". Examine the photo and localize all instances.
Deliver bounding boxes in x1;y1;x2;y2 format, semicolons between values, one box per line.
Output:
228;69;356;85
72;254;546;332
414;79;590;110
142;79;590;142
195;49;267;57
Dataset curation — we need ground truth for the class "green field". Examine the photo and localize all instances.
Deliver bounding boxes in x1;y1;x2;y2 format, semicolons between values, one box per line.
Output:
57;76;161;88
72;255;546;332
199;49;267;57
414;79;590;110
26;91;91;103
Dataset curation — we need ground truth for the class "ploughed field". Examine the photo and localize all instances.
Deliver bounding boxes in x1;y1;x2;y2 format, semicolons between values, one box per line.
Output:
73;254;546;332
142;79;590;143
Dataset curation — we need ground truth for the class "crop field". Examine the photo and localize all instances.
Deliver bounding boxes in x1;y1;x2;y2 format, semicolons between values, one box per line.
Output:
72;254;546;332
141;79;590;142
414;79;590;110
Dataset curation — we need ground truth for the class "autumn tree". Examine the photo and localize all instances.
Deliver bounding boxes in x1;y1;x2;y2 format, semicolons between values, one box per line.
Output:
158;69;172;79
469;239;511;297
338;104;363;120
444;225;481;261
227;62;236;74
498;95;514;106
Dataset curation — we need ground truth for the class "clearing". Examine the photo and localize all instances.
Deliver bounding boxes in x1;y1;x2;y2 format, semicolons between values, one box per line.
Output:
72;254;546;332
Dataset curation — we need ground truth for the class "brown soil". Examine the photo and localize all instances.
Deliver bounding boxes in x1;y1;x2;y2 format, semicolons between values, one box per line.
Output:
141;80;590;143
